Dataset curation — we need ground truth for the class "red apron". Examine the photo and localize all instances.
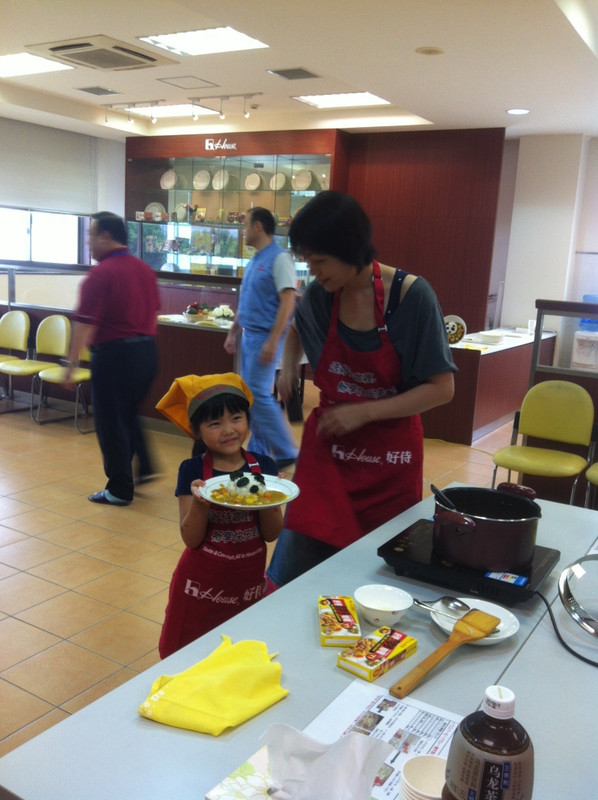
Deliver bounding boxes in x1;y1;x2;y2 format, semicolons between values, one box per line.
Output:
159;451;267;659
285;261;423;547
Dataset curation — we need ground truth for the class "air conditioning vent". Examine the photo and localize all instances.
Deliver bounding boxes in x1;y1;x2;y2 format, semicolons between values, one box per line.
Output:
26;35;178;71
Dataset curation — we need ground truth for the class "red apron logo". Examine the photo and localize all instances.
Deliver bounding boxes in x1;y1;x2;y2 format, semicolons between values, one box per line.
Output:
205;138;237;151
331;445;382;464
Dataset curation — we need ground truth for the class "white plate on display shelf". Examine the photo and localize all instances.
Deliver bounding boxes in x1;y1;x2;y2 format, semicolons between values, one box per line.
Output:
245;172;265;191
193;170;211;190
174;202;188;222
270;172;289;191
444;314;467;344
144;202;166;215
430;597;519;645
160;170;177;190
292;169;315;191
197;475;300;509
212;169;230;190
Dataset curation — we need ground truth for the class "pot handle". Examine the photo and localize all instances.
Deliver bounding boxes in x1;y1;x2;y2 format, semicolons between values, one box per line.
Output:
496;482;537;501
434;509;477;534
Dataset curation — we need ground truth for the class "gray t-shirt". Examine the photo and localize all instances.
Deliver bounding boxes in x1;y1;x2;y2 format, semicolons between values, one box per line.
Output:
295;269;456;392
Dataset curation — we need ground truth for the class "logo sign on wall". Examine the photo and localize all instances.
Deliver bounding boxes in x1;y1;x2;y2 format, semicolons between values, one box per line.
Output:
205;138;238;152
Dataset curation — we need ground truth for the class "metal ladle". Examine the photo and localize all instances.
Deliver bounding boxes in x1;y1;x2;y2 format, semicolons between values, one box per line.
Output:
413;598;500;634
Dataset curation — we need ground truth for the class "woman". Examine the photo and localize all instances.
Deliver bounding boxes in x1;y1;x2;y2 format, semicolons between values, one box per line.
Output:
267;191;456;587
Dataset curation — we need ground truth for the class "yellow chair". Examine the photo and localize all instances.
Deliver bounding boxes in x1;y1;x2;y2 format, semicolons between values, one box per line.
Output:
0;314;71;404
31;346;93;432
584;462;598;508
492;380;595;504
0;310;30;397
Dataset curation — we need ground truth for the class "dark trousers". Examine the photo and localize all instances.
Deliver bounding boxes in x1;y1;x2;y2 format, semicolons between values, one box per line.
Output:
91;337;158;502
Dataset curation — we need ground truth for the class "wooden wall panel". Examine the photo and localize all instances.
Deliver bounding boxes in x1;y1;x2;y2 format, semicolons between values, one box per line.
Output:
345;128;505;332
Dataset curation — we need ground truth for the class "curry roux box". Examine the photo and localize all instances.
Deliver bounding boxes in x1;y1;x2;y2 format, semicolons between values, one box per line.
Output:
337;626;417;681
318;595;361;646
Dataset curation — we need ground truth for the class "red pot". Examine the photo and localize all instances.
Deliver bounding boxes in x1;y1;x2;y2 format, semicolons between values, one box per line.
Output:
432;485;541;572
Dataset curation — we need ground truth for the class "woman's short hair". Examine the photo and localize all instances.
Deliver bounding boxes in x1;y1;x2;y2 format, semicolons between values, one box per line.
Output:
289;191;376;270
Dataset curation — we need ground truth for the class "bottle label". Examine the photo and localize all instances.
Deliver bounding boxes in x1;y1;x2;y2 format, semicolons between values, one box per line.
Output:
445;728;534;800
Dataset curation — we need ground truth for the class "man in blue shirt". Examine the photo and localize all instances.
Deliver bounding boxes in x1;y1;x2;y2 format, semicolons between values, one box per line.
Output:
224;207;298;470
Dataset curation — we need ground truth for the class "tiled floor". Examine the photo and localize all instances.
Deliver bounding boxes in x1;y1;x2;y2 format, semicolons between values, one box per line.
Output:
0;383;511;756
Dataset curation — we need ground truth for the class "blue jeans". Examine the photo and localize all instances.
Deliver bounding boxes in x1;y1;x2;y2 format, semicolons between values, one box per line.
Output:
266;528;340;587
240;329;298;464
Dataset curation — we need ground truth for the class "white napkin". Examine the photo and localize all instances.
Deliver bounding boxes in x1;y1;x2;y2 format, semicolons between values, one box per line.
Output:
261;723;393;800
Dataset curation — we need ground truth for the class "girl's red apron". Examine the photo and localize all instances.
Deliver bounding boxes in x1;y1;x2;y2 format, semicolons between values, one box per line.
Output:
159;451;267;658
285;261;423;547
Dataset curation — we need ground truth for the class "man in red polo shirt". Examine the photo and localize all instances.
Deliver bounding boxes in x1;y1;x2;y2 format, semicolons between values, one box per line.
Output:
65;212;160;505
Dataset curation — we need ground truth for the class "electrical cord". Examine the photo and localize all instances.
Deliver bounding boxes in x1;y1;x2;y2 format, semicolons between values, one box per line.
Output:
533;590;598;667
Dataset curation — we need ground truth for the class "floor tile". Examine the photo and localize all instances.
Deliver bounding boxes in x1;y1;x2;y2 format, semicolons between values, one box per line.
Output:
27;551;118;588
15;592;117;638
0;708;69;757
128;548;181;581
60;667;137;714
0;617;61;670
36;519;116;549
0;572;65;614
81;534;162;567
70;611;162;664
0;496;34;518
129;649;161;673
0;537;71;569
2;641;122;706
128;587;169;624
76;568;167;607
0;525;29;547
0;508;71;536
0;679;55;740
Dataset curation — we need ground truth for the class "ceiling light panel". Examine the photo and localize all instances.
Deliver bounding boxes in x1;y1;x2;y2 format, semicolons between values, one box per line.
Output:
293;92;390;109
0;53;72;77
131;104;217;119
139;27;268;57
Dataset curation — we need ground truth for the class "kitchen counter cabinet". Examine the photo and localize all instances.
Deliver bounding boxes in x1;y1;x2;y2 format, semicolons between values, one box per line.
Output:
421;331;556;445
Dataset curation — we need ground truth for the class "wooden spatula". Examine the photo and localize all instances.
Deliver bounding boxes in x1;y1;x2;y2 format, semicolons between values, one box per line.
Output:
389;609;501;699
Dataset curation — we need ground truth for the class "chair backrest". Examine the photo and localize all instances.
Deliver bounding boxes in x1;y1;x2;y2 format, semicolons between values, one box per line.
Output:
79;346;92;364
519;380;595;446
0;310;30;353
35;315;71;358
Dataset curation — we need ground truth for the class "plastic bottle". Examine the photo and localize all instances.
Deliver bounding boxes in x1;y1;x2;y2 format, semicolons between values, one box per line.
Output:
441;685;534;800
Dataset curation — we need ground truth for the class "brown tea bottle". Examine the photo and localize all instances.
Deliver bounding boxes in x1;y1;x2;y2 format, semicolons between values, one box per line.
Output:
442;685;534;800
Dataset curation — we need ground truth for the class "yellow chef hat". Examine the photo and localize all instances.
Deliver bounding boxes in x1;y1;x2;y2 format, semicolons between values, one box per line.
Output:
156;372;253;437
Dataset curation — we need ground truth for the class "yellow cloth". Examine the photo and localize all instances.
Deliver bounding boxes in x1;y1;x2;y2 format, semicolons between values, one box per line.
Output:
156;373;253;437
138;636;289;736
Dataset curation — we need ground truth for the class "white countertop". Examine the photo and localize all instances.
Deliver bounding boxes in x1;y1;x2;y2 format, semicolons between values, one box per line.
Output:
0;490;595;800
451;328;555;354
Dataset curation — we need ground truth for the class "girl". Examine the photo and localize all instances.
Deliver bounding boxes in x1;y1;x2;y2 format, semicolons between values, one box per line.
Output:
156;373;282;658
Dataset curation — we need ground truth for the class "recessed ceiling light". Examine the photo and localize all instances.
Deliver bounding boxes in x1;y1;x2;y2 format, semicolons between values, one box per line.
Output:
507;108;531;116
293;92;390;109
0;52;72;77
139;27;268;57
131;104;217;119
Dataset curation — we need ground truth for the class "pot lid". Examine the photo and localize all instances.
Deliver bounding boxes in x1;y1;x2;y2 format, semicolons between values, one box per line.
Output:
558;554;598;637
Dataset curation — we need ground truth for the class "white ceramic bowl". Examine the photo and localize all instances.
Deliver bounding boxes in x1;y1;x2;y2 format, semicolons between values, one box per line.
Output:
354;584;413;628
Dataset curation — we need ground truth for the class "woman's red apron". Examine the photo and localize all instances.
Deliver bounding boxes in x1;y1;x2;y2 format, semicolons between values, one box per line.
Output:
285;261;423;547
159;451;267;658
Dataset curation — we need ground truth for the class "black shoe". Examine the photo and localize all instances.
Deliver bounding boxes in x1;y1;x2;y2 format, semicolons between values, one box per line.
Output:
88;491;131;506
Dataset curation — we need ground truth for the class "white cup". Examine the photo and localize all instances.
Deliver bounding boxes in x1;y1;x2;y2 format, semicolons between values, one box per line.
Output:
399;755;447;800
528;319;536;335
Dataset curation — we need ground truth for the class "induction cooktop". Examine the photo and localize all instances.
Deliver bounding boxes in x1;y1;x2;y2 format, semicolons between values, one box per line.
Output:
377;518;560;606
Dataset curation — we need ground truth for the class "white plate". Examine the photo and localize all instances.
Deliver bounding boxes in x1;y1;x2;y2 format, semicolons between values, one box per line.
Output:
174;202;188;222
212;169;230;190
144;202;166;215
193;169;211;190
431;597;519;645
444;314;467;344
244;172;263;191
292;169;314;191
197;475;300;509
160;169;177;190
270;172;289;191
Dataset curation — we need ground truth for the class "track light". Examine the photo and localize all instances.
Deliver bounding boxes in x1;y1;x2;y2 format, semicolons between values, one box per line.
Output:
150;103;157;124
243;97;250;119
127;107;134;124
219;97;225;120
192;102;199;121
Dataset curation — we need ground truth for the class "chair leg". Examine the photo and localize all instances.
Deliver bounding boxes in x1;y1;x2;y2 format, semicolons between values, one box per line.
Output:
491;464;498;489
569;475;581;505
